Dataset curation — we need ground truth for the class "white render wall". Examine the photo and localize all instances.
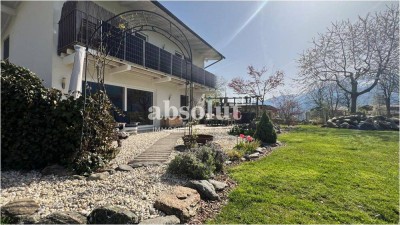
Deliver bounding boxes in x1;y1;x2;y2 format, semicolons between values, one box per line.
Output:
1;1;54;87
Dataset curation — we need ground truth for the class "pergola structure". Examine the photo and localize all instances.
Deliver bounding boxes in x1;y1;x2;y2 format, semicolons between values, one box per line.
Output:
84;10;200;136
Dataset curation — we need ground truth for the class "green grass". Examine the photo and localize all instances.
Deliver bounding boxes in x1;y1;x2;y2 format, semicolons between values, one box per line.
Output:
211;126;399;224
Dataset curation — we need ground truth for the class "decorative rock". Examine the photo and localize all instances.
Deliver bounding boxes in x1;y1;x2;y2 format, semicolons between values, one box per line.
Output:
208;179;227;191
1;199;39;216
115;164;134;172
340;122;350;129
326;121;338;128
255;147;264;153
359;122;376;130
139;215;180;224
41;164;71;176
38;211;87;224
186;180;219;201
249;153;260;159
72;175;86;180
154;186;200;222
87;205;138;224
87;172;109;181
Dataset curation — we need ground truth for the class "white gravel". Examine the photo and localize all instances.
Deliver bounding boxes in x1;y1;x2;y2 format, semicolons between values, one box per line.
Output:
0;126;235;221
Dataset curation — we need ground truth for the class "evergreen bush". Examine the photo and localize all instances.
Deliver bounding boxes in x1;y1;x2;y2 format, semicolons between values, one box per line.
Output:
254;111;277;144
1;60;118;173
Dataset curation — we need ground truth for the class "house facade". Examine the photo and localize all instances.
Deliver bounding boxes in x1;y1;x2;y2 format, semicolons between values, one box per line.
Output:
1;1;224;129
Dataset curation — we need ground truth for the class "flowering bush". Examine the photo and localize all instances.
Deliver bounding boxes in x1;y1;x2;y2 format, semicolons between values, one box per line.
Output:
233;134;260;155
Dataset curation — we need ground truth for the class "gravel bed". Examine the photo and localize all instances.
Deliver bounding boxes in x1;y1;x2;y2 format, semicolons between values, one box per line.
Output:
1;131;175;221
1;126;236;222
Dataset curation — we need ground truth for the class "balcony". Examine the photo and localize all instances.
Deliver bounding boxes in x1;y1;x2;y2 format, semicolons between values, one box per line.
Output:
57;7;217;89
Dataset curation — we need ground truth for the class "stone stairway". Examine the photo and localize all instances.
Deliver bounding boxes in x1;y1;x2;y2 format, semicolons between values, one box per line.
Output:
128;132;182;168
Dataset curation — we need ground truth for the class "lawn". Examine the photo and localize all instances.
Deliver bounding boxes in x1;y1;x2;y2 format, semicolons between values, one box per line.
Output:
211;126;399;224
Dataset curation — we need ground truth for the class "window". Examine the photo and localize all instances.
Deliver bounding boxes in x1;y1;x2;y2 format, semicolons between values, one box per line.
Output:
3;36;9;60
127;88;153;125
135;32;147;42
83;81;124;110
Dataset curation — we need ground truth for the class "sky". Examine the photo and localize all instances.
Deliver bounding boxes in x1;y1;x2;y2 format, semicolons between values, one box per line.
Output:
159;1;396;97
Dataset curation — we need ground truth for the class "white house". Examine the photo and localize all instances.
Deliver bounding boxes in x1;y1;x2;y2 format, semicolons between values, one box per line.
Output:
1;1;224;130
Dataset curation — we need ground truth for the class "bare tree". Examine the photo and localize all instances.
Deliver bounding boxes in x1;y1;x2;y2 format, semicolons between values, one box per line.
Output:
298;5;399;113
273;92;303;126
228;65;284;105
378;64;399;116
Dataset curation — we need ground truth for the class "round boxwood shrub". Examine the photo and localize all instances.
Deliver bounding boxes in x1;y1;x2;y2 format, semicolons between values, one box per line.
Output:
1;60;118;173
254;111;277;144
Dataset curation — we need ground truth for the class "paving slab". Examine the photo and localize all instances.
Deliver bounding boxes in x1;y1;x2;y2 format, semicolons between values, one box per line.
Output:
128;132;181;167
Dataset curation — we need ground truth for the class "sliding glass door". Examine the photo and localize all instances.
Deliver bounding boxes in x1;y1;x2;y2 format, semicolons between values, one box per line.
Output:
126;88;153;125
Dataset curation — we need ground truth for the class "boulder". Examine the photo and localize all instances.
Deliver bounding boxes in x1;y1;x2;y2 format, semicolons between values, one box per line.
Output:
1;199;39;216
139;215;180;224
186;180;219;201
41;164;71;176
154;186;200;222
1;199;40;223
339;122;350;129
359;122;376;130
208;179;227;191
88;206;138;224
348;125;358;129
38;211;86;224
115;164;134;172
72;175;86;180
87;172;109;181
326;121;338;128
255;147;264;154
249;153;260;159
224;160;232;165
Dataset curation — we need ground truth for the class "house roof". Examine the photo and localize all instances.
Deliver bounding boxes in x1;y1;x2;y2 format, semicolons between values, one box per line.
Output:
114;1;225;61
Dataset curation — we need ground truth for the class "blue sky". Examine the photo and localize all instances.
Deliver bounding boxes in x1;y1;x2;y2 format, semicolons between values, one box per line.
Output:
160;1;395;97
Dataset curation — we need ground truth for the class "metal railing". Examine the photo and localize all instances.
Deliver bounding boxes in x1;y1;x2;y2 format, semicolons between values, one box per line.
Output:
58;9;217;88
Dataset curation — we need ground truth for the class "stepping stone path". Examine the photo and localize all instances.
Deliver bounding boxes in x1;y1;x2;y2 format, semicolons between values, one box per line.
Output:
129;132;182;167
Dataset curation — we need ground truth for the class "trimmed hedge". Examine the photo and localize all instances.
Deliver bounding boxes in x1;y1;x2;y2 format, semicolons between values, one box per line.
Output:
1;60;118;173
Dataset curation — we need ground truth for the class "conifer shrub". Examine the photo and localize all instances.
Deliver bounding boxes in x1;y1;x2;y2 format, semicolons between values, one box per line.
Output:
254;111;277;144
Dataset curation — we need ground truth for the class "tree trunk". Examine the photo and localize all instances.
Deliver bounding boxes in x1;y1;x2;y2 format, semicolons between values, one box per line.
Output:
350;82;358;113
350;94;357;114
385;98;391;117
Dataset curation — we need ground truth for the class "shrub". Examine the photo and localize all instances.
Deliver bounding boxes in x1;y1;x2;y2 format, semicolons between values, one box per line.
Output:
167;143;227;179
254;111;277;143
226;149;244;161
1;61;118;173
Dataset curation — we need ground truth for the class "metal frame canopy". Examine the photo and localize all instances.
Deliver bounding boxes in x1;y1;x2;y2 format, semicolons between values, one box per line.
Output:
85;9;200;135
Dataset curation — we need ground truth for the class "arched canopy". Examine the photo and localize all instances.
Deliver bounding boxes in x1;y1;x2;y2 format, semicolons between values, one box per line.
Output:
89;10;193;61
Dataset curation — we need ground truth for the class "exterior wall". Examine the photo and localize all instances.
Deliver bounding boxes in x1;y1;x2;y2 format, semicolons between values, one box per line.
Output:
2;1;211;127
1;1;54;87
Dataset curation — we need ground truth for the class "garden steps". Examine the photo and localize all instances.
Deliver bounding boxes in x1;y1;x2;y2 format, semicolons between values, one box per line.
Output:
128;132;182;167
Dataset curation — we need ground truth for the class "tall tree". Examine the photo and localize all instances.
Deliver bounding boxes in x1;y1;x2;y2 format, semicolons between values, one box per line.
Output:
298;5;399;113
228;65;284;105
377;64;399;117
